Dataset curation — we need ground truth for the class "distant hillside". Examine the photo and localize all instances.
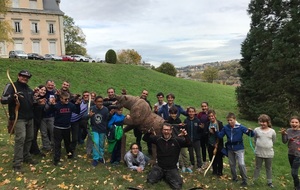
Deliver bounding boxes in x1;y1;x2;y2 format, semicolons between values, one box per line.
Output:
0;58;237;117
176;59;241;85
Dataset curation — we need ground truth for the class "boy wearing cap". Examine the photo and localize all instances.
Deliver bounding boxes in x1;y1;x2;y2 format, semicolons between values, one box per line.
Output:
1;70;37;172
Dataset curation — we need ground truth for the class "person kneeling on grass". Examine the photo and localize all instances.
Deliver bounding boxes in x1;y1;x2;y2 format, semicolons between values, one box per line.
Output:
124;143;149;172
145;123;191;190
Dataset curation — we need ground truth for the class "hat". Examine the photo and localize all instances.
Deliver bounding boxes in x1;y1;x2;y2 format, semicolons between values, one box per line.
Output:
18;70;32;78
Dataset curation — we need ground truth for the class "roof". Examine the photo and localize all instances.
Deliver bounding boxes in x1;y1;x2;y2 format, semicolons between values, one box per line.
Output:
43;0;64;15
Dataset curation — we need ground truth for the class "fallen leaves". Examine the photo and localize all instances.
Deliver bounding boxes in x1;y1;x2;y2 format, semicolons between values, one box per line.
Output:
0;179;10;186
122;174;133;182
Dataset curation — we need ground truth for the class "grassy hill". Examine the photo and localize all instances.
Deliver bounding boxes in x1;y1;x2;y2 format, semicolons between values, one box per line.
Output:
0;59;293;189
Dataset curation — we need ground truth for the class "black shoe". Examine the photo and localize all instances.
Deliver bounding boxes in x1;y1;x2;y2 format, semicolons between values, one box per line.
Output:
268;183;274;188
24;159;38;165
53;161;62;166
13;166;23;173
241;181;247;186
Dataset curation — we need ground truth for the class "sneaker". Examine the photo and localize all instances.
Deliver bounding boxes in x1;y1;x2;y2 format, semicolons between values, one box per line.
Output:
232;178;238;182
267;183;274;188
182;166;186;172
98;158;105;164
92;160;98;167
185;168;193;173
241;181;247;186
13;166;23;173
24;159;38;165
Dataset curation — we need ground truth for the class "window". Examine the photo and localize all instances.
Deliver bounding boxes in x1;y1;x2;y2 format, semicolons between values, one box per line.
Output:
14;21;21;33
14;39;23;50
49;23;55;34
31;22;39;33
32;41;40;53
49;41;56;54
29;0;37;9
12;0;19;8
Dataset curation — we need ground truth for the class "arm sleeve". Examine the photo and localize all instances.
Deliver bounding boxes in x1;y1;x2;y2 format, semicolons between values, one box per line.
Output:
137;153;146;170
1;83;14;104
124;152;138;170
282;133;288;144
272;129;276;144
108;115;116;129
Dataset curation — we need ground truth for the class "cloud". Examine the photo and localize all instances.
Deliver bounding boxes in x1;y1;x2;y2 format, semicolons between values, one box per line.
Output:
60;0;250;67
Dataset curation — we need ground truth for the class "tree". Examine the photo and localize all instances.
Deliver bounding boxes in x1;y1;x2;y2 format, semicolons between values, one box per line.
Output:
236;0;300;125
63;15;87;55
201;66;218;83
156;62;177;76
117;49;142;65
105;49;117;64
0;0;13;43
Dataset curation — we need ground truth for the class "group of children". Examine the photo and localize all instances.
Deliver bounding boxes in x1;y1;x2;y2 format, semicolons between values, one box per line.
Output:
31;85;300;189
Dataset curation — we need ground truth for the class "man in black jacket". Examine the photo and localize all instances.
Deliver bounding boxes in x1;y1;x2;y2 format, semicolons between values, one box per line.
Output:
147;123;190;190
1;70;37;172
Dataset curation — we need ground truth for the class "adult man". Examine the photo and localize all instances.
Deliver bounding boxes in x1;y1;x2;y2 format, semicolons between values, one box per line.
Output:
146;123;190;190
1;70;37;172
40;80;56;152
153;92;166;116
157;93;187;120
103;87;117;111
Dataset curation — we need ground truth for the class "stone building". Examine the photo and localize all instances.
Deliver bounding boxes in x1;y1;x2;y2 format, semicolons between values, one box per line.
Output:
0;0;65;57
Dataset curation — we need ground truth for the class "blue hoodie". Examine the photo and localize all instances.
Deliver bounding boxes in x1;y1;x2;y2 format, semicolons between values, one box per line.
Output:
217;122;254;151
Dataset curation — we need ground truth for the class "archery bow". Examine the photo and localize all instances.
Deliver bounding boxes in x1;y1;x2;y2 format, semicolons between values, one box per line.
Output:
204;139;219;177
6;69;20;137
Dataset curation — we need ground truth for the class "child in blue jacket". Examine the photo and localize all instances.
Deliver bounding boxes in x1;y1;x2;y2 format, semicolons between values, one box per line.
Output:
217;112;254;186
108;107;125;164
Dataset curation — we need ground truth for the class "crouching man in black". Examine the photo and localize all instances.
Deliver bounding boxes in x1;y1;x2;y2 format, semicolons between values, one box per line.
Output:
146;123;190;190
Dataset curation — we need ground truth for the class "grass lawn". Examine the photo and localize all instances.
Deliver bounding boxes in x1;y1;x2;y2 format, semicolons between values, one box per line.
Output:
0;59;294;189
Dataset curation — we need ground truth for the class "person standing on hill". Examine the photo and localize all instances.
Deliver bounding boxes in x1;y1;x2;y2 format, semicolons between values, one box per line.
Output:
70;91;89;158
45;91;81;166
103;87;117;113
197;101;209;167
253;114;276;188
281;116;300;190
157;93;187;121
85;96;109;167
153;92;166;116
30;85;47;157
184;107;203;171
216;112;254;186
1;70;37;172
167;106;191;173
205;109;224;176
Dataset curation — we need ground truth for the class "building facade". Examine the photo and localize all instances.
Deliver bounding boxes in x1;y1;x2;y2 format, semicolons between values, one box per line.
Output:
0;0;65;57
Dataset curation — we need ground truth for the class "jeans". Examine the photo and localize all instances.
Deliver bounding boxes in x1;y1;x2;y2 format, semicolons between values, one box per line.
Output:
253;156;273;184
188;140;202;168
228;149;247;182
92;132;106;160
40;117;54;150
13;119;34;167
289;154;300;189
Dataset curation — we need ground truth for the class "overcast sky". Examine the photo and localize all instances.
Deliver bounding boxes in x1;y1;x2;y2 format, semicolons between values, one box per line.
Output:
60;0;251;67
